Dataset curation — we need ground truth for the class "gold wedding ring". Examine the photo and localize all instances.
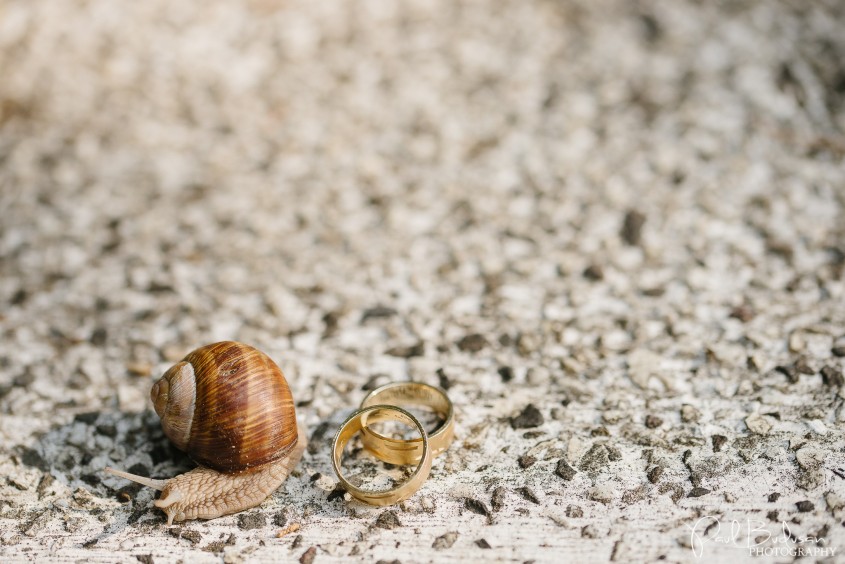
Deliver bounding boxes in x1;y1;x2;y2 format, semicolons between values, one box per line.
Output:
332;405;433;506
360;382;455;465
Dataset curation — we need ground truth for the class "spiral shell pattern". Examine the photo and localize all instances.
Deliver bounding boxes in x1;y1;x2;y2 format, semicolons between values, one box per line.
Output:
151;341;298;473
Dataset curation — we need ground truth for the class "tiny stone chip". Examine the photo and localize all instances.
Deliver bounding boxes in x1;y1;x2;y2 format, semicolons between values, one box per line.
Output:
583;264;604;281
432;532;458;549
237;512;266;530
491;487;507;511
299;546;317;564
647;466;663;484
517;486;540;504
375;510;402;529
621;210;646;245
203;541;225;553
518;454;536;469
581;524;600;538
385;342;425;358
680;405;701;423
796;501;815;512
361;305;397;322
775;365;800;384
511;404;544;429
555;459;577;481
456;333;488;352
327;484;347;502
793;357;814;375
745;413;773;435
464;498;491;517
767;510;779;522
169;527;202;544
497;366;514;382
821;366;844;387
645;415;663;429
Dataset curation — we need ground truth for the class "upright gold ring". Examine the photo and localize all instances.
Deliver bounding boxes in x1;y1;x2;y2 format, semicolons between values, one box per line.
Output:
332;404;433;506
360;382;455;465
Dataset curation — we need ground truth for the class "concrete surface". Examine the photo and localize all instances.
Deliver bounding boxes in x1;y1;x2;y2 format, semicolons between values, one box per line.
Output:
1;0;845;562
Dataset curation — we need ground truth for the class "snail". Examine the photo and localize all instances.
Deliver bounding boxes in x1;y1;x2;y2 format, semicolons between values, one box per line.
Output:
105;341;306;525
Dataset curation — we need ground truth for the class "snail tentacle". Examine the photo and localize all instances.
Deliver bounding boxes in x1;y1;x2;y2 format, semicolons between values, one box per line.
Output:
103;467;167;490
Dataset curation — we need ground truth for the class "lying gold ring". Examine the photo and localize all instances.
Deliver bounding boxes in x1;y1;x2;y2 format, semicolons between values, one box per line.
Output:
360;382;454;465
332;405;432;506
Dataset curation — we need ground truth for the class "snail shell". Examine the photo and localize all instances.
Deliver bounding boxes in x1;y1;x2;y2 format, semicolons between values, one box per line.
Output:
105;341;305;524
152;341;298;473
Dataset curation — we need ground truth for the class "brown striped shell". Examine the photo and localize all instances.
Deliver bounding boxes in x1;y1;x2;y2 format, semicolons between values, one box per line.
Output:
151;341;298;474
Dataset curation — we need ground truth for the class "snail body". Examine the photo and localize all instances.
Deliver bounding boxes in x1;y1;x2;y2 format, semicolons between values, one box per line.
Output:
105;342;306;524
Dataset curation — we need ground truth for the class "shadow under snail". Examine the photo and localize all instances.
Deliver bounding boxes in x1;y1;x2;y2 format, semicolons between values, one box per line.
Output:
105;341;306;524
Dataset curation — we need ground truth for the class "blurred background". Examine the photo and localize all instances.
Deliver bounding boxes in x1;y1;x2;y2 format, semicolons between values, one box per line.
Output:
1;0;844;561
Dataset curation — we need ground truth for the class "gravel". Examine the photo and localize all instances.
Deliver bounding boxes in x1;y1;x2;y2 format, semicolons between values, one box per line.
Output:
1;0;845;562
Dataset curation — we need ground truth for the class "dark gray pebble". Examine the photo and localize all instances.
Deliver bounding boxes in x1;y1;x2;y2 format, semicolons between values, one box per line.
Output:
169;527;201;544
497;366;514;382
385;342;425;358
767;510;779;521
712;435;727;452
74;412;99;425
491;487;507;511
237;512;266;530
775;365;799;384
796;501;814;512
327;484;346;502
647;466;663;484
457;333;488;352
583;264;604;281
375;510;402;529
464;498;491;517
794;357;814;375
645;415;663;429
821;366;844;387
687;487;710;498
516;486;540;504
555;459;577;481
361;305;397;322
621;209;646;245
566;505;583;518
511;404;544;429
436;368;451;390
518;454;536;469
203;541;225;553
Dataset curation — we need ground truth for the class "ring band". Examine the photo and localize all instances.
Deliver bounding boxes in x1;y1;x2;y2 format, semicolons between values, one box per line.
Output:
332;405;433;506
360;382;455;465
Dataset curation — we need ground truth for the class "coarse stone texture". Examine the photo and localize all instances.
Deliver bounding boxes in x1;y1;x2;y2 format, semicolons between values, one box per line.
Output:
1;0;845;563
